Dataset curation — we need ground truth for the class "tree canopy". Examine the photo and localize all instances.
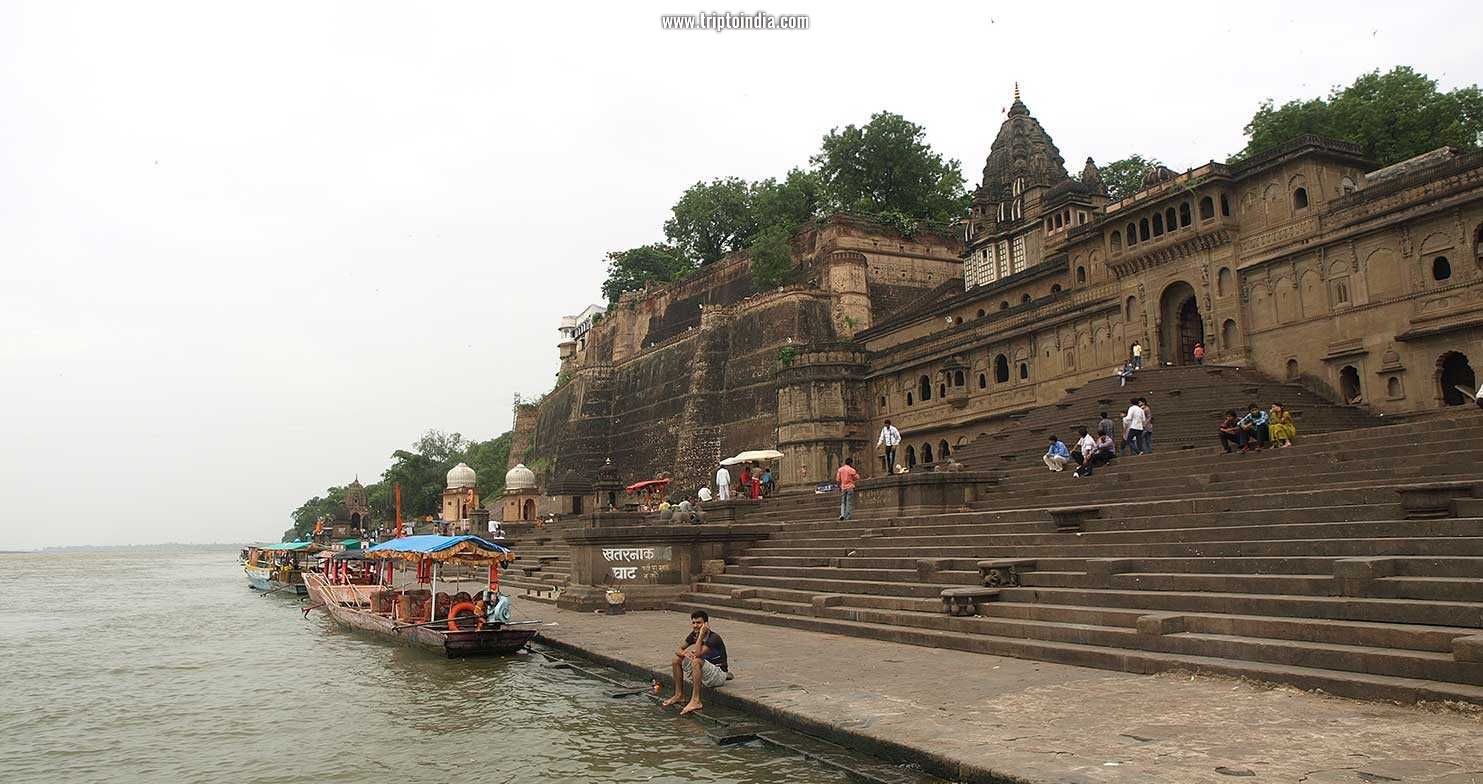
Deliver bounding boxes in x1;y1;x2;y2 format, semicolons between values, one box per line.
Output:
600;244;693;303
811;111;970;225
663;177;759;265
281;429;514;542
1237;66;1483;166
1098;154;1163;202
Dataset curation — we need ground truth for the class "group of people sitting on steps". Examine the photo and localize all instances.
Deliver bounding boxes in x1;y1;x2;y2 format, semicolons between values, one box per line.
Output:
1042;397;1153;477
1218;402;1297;453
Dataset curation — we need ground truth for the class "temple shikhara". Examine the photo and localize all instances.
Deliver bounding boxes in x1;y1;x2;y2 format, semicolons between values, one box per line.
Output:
512;90;1483;496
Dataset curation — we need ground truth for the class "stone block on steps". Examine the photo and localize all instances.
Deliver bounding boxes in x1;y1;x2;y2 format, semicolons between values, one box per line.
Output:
1334;557;1397;596
1047;505;1100;532
977;558;1037;587
1083;558;1136;587
1136;613;1187;635
1454;635;1483;662
915;558;951;579
940;587;1000;617
700;559;726;577
811;594;847;615
1394;481;1480;519
728;588;758;600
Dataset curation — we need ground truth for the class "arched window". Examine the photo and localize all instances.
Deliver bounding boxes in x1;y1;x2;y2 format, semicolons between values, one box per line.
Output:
1045;217;1053;232
1165;207;1177;232
953;370;965;386
1019;362;1029;379
1126;222;1138;246
978;373;987;389
1387;376;1402;398
1021;293;1031;304
1220;193;1231;216
954;315;964;325
1475;223;1483;267
1217;267;1232;297
1051;283;1062;294
1199;196;1215;220
1179;202;1191;227
1335;280;1350;304
977;308;986;318
1111;230;1123;253
1286;358;1300;380
1152;213;1164;236
1433;256;1451;281
939;382;947;398
939;439;950;460
878;395;886;410
1013;198;1023;220
919;375;932;401
1125;295;1137;321
905;445;916;468
1222;318;1238;348
1054;213;1063;229
1000;301;1009;310
1139;218;1150;242
1076;266;1087;284
922;443;933;463
994;354;1010;383
1293;187;1309;210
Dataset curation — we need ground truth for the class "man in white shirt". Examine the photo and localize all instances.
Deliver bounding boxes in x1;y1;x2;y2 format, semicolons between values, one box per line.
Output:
877;419;901;475
1070;426;1098;477
1122;398;1146;455
715;464;731;501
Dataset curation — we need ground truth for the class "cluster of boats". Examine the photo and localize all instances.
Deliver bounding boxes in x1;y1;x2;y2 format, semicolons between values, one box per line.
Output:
243;534;538;657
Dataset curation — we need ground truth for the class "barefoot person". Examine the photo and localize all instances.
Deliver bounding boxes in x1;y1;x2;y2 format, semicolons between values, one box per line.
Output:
662;610;729;715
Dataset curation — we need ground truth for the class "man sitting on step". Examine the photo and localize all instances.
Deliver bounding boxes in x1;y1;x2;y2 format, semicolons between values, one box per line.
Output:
1070;426;1098;477
1237;402;1270;452
1043;434;1071;472
662;609;731;716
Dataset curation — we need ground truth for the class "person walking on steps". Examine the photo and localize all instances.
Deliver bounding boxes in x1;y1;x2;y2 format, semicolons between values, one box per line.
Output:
1138;397;1153;454
1122;397;1146;455
1192;342;1205;365
836;457;860;520
715;462;731;501
877;419;901;475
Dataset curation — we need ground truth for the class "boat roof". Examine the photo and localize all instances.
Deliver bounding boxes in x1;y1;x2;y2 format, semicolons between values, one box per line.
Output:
364;534;514;563
255;541;319;552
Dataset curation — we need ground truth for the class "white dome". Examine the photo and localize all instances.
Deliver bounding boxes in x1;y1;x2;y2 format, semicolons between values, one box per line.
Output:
446;462;477;489
504;463;537;491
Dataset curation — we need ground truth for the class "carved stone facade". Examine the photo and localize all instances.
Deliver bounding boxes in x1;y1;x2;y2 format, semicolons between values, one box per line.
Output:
520;96;1483;494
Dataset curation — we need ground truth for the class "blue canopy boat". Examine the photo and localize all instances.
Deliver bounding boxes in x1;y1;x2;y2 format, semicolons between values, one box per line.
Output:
303;535;538;657
244;541;320;594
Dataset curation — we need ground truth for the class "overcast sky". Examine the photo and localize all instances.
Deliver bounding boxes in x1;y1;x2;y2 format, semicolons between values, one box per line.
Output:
2;1;1479;549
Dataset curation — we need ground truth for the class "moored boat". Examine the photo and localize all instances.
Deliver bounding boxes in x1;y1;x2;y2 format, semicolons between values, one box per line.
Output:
304;534;537;657
244;541;320;594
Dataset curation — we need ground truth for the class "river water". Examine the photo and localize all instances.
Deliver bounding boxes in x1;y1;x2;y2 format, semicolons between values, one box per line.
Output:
0;549;853;784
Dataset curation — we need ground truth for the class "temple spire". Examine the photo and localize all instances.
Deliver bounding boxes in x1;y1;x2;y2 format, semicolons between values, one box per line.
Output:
1013;82;1020;102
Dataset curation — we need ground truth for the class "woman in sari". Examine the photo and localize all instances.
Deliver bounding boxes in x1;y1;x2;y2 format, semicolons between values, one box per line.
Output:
1268;403;1297;448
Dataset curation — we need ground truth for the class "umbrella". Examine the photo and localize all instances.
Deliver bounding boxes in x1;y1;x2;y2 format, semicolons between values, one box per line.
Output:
721;449;784;466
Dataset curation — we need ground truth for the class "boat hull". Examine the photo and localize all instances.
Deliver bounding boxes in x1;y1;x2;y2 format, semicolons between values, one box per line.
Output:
245;565;307;595
304;575;536;657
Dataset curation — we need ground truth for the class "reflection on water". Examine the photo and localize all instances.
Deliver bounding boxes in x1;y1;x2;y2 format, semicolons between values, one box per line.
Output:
0;550;849;784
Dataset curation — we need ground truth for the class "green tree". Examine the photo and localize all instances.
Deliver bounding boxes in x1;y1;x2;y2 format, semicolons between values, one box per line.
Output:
463;431;514;501
750;168;821;230
1237;67;1483;166
811;111;970;225
748;224;794;288
600;244;693;303
285;486;346;541
663;177;759;264
1098;154;1163;202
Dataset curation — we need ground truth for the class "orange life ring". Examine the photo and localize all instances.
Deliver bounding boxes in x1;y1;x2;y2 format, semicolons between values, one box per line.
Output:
446;601;484;631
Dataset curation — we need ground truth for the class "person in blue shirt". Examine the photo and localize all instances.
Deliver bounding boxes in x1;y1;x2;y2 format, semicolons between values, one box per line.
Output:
663;610;730;715
1043;434;1071;472
1237;403;1269;452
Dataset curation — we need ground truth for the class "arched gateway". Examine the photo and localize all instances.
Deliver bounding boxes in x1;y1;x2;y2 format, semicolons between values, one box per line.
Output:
1159;282;1204;365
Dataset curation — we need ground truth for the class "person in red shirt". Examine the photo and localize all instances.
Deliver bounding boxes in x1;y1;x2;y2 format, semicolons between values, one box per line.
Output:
836;457;860;520
1192;342;1205;365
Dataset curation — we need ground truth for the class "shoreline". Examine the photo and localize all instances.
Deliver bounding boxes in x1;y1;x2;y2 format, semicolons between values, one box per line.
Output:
531;605;1483;784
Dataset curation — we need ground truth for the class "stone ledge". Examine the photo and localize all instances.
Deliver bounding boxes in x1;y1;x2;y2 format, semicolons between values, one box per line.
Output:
1454;635;1483;662
1046;505;1101;532
940;587;1000;616
1136;613;1187;635
1394;481;1480;519
977;558;1036;587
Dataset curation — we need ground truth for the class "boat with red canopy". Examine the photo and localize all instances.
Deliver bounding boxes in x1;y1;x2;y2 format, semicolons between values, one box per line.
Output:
303;534;538;657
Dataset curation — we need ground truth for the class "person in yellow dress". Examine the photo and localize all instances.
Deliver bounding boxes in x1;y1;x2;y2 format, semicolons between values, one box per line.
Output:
1268;402;1297;447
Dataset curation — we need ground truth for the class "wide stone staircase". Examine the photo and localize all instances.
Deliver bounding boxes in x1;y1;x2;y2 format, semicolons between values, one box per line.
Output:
499;519;574;604
673;367;1483;704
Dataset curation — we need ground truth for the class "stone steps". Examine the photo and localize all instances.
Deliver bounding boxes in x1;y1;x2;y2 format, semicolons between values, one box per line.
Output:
667;600;1483;704
740;536;1483;560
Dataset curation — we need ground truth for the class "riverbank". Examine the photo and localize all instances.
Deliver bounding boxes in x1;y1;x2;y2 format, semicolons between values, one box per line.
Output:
531;604;1483;784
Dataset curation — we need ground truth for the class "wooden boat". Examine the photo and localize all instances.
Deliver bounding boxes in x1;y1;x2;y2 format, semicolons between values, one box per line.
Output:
304;534;537;657
244;541;320;594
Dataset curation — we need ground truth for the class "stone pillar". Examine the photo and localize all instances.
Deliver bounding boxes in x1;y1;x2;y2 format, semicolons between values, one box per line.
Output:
776;343;869;489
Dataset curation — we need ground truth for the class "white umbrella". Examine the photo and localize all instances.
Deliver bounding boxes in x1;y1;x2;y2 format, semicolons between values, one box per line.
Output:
721;449;784;466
